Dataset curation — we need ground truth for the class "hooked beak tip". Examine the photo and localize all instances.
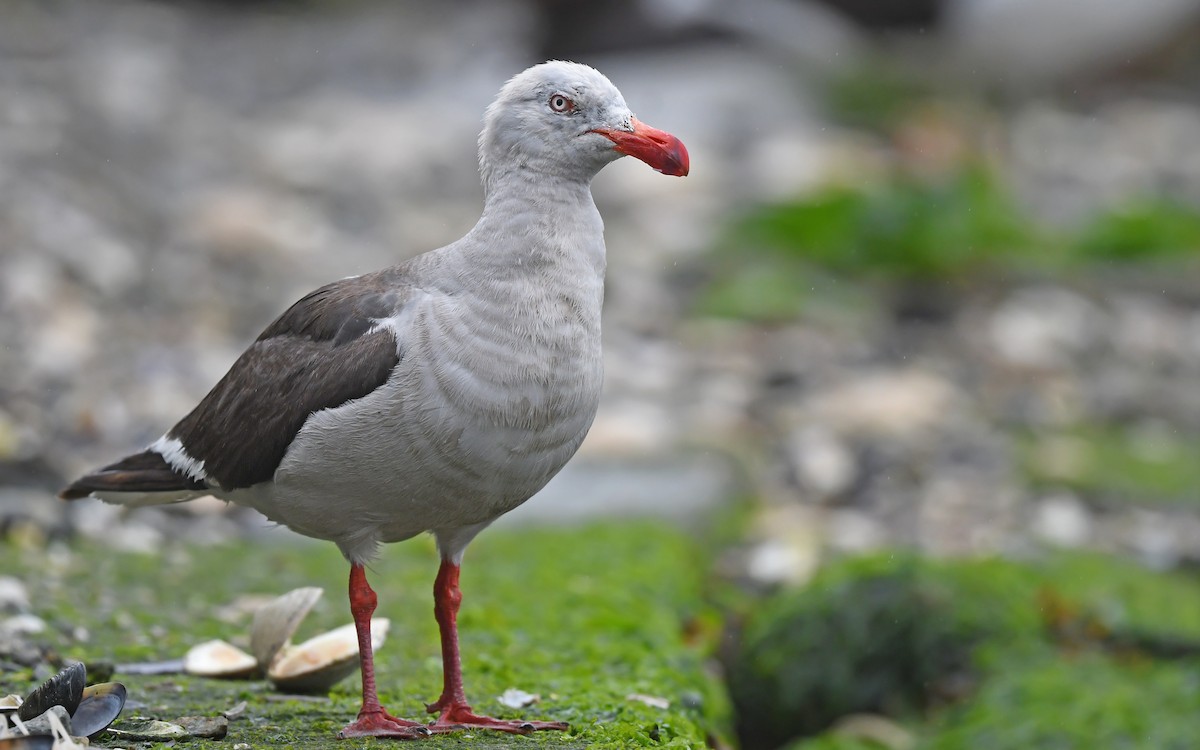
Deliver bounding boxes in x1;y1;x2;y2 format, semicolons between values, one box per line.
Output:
592;117;689;177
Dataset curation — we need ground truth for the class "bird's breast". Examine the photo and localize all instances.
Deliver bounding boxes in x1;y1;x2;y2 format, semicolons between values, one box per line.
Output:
269;265;605;549
419;283;604;437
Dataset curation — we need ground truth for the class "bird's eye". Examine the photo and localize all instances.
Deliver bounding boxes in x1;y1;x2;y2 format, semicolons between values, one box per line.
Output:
549;94;575;113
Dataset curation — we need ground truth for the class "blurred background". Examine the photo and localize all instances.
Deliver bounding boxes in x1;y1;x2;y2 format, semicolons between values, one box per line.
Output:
3;0;1200;747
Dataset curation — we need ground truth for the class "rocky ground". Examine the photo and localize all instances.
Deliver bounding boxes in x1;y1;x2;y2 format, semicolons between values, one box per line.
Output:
2;0;1200;583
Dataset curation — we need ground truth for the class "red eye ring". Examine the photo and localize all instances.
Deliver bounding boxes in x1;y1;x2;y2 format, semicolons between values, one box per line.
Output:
549;94;574;113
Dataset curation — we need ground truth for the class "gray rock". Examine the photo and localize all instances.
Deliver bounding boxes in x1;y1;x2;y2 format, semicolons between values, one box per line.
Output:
987;287;1102;369
178;715;229;740
1032;493;1092;548
18;704;71;737
788;426;858;499
0;577;30;616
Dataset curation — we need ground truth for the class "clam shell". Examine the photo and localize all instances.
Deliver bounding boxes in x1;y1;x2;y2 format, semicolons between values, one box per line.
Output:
249;587;323;669
71;682;127;739
268;618;389;694
17;662;85;721
183;639;259;679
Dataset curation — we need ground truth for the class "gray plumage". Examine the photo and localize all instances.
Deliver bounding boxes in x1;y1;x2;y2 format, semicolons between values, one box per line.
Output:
62;60;688;567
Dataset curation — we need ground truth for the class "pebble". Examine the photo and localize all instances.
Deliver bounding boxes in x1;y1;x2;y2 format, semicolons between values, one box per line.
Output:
178;715;230;740
106;719;188;741
626;693;670;710
986;287;1101;369
17;705;72;737
0;579;30;616
788;426;857;499
1033;493;1092;548
222;700;248;720
0;615;46;637
803;370;962;439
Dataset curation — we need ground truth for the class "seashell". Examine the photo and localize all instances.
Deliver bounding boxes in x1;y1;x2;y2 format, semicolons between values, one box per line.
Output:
71;682;126;739
183;639;259;679
268;618;389;694
17;663;85;722
250;587;323;669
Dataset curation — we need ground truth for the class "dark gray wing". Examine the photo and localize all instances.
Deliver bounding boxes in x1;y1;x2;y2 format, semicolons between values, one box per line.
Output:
168;271;408;490
62;271;410;499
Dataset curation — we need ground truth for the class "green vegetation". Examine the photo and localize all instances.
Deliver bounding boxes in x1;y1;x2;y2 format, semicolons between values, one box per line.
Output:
0;521;728;749
697;168;1200;322
728;553;1200;750
1020;424;1200;507
726;562;977;749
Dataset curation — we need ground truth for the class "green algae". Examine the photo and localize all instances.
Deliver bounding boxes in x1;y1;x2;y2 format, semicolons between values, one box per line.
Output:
749;552;1200;750
0;520;727;749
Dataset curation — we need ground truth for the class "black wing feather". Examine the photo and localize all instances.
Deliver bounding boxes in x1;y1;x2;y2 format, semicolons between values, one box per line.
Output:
60;450;206;499
62;271;408;498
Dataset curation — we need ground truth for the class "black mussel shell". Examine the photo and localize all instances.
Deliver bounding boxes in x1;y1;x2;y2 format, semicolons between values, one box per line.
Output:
70;682;127;739
17;662;85;722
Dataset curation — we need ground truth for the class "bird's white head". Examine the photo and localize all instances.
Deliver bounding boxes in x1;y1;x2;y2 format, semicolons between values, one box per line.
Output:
478;60;689;189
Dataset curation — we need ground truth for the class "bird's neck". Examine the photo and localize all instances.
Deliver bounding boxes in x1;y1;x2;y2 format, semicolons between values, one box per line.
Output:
466;168;606;271
478;167;597;223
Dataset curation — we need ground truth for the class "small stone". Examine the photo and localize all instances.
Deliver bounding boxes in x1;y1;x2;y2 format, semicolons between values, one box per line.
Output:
222;700;248;720
805;370;961;439
626;693;670;710
1129;510;1179;570
745;539;819;588
0;577;30;615
0;614;45;636
986;287;1101;369
19;705;72;737
827;509;886;553
1033;493;1092;548
106;719;188;741
178;715;230;739
788;426;857;498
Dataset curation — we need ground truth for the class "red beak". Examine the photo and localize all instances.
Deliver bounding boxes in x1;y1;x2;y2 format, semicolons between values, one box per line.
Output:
591;117;690;177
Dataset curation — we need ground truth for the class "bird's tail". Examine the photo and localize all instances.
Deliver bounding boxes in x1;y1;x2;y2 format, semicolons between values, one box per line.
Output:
60;450;209;506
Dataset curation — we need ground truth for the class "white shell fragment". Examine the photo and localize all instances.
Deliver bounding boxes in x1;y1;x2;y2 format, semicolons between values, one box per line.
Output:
183;639;259;679
268;618;389;693
626;693;671;710
250;587;323;669
498;688;540;709
184;587;390;693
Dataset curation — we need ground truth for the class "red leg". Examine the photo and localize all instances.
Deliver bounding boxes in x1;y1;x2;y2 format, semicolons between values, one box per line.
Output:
425;560;569;735
337;564;430;740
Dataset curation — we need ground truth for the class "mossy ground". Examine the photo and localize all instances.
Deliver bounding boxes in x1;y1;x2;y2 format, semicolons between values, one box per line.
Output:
764;553;1200;750
1;520;728;749
1019;424;1200;508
